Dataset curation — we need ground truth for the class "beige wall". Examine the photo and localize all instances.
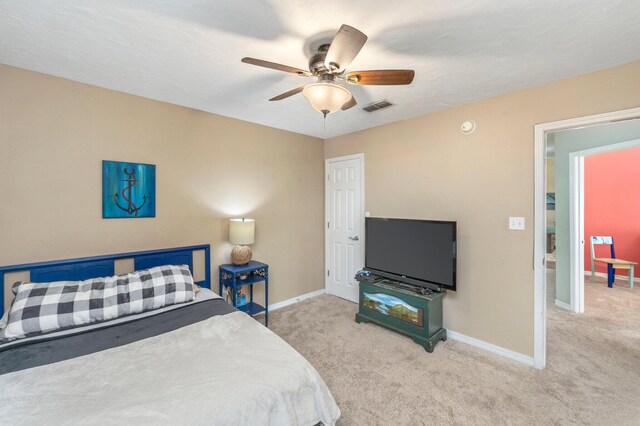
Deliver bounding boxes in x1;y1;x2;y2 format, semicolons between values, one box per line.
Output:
326;61;640;356
3;60;639;357
0;64;325;309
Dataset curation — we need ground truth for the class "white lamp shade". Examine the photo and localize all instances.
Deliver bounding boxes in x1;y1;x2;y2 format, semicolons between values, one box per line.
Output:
229;218;255;245
302;83;352;114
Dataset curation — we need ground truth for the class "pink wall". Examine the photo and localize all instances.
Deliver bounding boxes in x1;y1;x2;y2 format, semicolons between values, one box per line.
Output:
584;146;640;278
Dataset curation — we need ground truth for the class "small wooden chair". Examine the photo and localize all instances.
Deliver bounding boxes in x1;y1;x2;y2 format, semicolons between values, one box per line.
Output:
590;236;637;289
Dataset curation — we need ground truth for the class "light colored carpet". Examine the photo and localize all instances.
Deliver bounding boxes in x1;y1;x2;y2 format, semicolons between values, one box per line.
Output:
269;271;640;425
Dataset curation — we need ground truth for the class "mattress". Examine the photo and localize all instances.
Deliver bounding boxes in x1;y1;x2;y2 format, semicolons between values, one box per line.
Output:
0;293;340;425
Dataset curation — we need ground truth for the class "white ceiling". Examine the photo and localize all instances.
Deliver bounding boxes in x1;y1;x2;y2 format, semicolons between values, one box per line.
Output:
1;1;639;139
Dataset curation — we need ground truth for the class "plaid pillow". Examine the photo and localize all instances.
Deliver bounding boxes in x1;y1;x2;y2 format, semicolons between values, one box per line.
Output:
1;264;195;342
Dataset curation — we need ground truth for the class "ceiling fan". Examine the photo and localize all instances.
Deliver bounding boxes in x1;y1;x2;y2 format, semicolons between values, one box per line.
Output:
241;24;415;117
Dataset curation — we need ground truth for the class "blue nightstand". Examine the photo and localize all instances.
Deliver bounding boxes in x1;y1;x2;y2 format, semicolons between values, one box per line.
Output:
219;261;269;326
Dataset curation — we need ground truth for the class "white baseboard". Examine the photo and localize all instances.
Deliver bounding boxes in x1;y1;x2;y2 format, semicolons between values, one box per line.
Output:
269;289;326;312
447;330;535;367
554;299;572;310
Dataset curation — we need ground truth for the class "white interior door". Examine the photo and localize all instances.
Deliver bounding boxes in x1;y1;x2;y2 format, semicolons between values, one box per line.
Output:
325;154;364;303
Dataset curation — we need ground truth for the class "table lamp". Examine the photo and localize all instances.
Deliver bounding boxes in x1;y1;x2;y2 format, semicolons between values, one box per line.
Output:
229;218;255;265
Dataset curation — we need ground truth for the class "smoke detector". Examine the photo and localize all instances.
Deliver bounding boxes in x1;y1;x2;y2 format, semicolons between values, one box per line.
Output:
461;120;476;134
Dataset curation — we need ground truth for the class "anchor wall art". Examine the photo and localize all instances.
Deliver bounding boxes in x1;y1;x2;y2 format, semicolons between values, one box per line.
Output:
102;160;156;218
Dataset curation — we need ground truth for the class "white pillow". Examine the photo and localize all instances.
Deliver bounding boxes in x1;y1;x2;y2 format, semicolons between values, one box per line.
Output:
1;264;195;342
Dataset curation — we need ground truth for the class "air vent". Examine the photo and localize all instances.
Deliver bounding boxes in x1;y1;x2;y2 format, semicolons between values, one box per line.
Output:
362;100;394;112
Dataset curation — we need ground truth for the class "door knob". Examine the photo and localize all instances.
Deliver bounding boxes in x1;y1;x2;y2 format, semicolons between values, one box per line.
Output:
349;236;360;241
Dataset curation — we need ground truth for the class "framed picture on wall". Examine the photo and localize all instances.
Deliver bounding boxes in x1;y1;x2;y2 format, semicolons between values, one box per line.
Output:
102;160;156;218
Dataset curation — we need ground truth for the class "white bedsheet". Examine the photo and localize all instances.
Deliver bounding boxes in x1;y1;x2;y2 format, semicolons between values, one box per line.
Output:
0;311;340;425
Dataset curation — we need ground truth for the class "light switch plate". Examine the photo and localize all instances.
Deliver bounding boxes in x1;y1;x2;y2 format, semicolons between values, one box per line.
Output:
365;211;371;217
509;216;525;230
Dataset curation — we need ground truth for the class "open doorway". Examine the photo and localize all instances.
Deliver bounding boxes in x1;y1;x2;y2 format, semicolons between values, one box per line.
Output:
551;123;640;315
533;107;640;369
569;140;640;313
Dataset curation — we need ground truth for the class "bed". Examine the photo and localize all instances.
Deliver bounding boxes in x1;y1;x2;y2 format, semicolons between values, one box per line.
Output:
0;245;340;425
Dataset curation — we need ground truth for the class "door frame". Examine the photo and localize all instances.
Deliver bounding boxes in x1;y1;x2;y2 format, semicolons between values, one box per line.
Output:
533;107;640;370
569;138;640;313
568;153;585;313
325;153;365;298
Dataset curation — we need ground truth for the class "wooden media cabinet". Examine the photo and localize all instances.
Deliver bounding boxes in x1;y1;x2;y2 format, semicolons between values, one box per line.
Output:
355;279;447;352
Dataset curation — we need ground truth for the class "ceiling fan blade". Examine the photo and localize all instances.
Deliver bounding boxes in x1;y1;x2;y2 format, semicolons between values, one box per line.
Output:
345;70;415;85
242;57;312;77
341;95;357;111
269;85;306;101
324;25;368;73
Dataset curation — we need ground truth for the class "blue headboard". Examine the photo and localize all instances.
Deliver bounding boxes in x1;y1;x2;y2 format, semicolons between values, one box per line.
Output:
0;244;211;317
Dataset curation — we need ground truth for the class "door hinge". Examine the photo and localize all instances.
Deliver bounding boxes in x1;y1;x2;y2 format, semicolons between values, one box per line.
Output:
327;270;330;277
327;221;330;229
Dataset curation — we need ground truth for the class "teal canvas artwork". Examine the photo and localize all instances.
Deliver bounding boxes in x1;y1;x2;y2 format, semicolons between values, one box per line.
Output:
102;160;156;218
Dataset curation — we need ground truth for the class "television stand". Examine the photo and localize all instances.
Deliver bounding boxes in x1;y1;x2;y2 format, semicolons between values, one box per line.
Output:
355;278;447;352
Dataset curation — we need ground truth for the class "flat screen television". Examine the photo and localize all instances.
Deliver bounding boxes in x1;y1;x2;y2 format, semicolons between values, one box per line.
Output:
364;217;456;291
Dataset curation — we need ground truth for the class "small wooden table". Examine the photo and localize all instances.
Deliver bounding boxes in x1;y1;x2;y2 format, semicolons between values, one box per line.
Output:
593;257;637;289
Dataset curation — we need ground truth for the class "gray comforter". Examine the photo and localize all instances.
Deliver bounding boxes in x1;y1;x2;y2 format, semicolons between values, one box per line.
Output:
0;299;340;425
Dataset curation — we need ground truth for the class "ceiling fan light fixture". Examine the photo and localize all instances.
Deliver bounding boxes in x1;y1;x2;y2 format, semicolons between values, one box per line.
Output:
302;82;352;116
241;24;415;117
